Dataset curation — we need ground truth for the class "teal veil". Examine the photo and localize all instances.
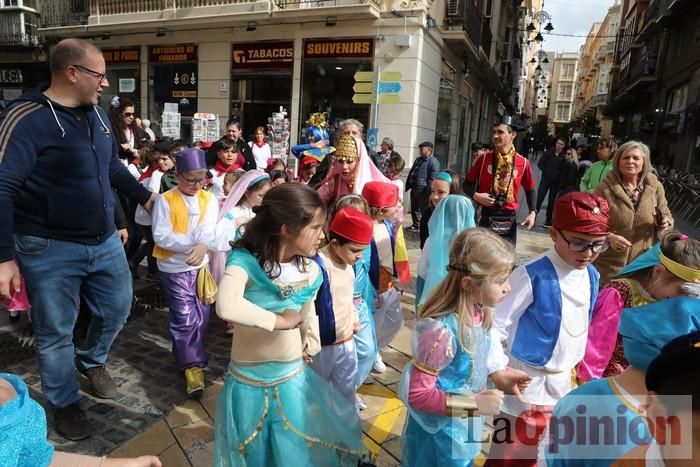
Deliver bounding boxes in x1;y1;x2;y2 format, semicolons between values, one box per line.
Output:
418;195;476;306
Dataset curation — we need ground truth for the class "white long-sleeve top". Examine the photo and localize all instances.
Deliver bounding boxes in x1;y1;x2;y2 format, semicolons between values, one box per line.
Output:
490;248;592;410
134;170;165;226
152;189;219;273
213;203;255;252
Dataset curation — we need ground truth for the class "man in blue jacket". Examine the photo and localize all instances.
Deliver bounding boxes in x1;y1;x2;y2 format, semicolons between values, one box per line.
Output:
0;39;155;441
405;141;440;231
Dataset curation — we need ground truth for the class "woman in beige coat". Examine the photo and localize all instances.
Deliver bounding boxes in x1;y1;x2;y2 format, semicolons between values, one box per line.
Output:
593;140;673;284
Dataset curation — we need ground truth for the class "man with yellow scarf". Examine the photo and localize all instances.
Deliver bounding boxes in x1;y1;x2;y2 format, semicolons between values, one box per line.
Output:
464;121;537;244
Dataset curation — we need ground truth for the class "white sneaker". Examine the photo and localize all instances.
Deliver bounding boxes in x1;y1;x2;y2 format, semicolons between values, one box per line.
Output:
356;395;368;411
372;354;386;373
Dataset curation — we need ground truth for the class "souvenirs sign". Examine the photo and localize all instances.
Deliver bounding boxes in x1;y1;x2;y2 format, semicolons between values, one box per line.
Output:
304;38;373;58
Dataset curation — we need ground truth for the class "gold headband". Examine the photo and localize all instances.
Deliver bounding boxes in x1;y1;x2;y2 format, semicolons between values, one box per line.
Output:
659;252;700;282
334;136;359;162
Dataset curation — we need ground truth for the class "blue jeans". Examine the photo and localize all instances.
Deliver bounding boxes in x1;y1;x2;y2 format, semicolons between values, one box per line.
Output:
14;231;132;409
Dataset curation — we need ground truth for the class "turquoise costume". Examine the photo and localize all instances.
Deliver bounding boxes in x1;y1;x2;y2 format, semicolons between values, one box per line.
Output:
214;249;369;467
544;296;700;466
544;378;651;466
0;373;54;467
354;246;378;387
398;314;490;467
416;195;476;308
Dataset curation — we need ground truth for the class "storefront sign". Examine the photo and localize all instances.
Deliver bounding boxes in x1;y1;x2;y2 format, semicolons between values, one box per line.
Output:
304;38;373;58
149;45;197;63
103;48;140;63
232;42;293;68
0;69;23;84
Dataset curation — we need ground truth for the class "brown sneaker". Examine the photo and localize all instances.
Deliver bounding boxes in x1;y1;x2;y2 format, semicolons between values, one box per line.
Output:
77;362;117;399
54;403;90;441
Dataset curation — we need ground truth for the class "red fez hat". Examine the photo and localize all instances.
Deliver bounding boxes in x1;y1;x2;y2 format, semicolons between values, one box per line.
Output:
200;140;213;150
553;192;610;236
362;181;399;208
330;208;374;244
300;156;319;168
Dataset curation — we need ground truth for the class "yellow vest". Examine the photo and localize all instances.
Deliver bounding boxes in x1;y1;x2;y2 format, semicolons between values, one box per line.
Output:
152;189;213;260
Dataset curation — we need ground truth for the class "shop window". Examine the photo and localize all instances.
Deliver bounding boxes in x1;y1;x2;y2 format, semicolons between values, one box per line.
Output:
300;60;371;140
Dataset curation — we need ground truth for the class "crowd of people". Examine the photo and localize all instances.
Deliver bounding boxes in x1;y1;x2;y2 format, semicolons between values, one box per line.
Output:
0;38;698;467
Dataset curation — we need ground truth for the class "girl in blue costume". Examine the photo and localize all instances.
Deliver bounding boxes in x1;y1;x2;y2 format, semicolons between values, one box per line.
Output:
214;183;370;467
326;194;379;409
543;296;700;466
416;194;476;310
399;228;532;467
0;373;161;466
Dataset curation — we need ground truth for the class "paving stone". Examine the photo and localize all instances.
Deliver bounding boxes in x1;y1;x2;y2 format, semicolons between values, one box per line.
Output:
166;399;210;429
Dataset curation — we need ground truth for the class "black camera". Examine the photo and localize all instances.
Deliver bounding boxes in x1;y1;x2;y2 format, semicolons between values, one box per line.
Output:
491;193;507;209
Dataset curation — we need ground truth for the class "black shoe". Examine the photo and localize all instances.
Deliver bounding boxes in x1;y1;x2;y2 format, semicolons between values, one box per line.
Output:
54;404;90;441
543;221;553;228
76;362;117;399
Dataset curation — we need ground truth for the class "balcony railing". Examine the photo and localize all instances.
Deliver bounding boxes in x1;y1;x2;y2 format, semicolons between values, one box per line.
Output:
465;0;481;49
644;0;672;27
39;0;89;28
40;0;380;28
628;52;657;83
90;0;259;16
276;0;381;9
0;11;40;47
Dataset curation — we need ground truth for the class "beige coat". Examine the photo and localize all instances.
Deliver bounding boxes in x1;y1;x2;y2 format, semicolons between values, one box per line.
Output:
593;171;672;285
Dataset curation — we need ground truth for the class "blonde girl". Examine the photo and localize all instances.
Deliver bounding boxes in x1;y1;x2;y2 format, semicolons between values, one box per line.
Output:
399;228;530;467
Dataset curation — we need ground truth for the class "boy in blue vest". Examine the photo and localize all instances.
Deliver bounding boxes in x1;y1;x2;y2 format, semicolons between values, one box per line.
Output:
485;191;611;466
310;207;374;412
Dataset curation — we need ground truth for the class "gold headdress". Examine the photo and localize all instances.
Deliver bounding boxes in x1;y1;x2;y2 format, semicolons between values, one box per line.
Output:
305;112;329;129
334;135;359;162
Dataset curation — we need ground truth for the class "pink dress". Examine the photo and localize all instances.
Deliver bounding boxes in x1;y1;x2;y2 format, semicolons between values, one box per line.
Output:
578;278;654;382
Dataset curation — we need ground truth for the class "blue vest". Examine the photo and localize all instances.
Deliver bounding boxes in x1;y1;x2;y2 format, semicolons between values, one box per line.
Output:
510;257;599;367
311;254;337;346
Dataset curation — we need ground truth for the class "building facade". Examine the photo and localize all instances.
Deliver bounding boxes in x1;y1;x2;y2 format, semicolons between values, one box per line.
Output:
572;0;620;139
547;52;578;135
0;0;49;108
607;0;700;173
35;0;524;173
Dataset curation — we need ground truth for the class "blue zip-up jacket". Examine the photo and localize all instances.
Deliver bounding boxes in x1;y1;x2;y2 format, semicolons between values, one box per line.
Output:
0;87;151;262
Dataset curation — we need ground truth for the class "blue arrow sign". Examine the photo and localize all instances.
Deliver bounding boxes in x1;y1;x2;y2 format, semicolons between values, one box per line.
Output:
378;82;401;94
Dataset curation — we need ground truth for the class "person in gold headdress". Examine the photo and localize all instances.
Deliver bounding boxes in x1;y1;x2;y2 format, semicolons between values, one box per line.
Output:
317;135;390;206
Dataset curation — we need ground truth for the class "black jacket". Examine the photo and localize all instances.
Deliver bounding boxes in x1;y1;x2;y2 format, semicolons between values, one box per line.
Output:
537;149;563;182
0;87;151;262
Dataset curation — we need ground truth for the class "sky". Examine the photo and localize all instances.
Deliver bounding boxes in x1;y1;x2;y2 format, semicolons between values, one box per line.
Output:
538;0;617;53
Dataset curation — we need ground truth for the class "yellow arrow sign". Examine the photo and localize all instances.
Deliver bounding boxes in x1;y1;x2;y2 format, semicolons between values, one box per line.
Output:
353;82;373;93
352;93;373;104
380;71;401;81
353;71;374;82
378;94;400;104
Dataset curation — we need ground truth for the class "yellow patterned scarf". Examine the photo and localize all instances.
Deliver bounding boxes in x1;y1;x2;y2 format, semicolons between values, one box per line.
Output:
493;147;516;203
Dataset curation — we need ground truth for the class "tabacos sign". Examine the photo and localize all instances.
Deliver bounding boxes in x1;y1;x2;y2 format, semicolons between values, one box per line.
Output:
304;38;373;58
232;42;293;69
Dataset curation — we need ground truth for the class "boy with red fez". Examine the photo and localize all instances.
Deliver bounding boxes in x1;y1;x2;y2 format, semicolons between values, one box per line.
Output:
152;148;219;398
310;208;374;410
297;156;319;185
362;181;403;373
485;192;611;466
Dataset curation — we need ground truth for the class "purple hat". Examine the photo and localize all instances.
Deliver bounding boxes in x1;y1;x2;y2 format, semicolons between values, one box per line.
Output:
175;148;206;172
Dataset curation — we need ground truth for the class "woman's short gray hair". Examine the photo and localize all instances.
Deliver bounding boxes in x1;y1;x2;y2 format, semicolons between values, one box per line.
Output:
381;137;394;150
